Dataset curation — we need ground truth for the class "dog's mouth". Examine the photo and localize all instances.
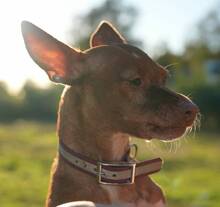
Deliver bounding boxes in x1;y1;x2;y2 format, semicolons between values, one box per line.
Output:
141;124;188;140
137;113;200;141
138;119;197;140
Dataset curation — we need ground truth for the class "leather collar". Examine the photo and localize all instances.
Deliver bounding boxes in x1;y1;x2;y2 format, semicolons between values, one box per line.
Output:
59;140;163;185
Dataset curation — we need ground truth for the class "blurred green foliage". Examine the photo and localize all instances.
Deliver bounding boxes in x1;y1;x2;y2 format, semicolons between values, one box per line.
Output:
69;0;142;49
0;81;63;122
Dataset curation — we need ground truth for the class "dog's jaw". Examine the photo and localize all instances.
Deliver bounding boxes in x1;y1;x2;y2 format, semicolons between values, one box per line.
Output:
139;124;188;141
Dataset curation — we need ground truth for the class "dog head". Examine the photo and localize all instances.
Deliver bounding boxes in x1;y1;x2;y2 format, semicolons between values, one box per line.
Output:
21;21;199;141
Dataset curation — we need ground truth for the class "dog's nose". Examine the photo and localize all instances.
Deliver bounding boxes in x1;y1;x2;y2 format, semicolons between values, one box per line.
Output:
180;101;199;125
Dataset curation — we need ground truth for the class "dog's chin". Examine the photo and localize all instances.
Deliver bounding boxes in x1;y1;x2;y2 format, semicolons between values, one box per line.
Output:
138;124;188;141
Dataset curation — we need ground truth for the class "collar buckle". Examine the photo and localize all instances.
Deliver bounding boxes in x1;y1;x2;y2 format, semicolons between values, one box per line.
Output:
98;162;136;185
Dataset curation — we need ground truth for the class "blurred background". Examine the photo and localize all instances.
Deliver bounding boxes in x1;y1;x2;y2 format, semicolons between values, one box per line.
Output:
0;0;220;206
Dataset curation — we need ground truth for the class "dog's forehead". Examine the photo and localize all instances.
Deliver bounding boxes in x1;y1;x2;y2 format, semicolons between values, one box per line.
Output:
85;45;135;69
118;44;168;75
85;45;130;60
84;44;165;78
117;44;167;76
117;44;148;59
86;44;150;62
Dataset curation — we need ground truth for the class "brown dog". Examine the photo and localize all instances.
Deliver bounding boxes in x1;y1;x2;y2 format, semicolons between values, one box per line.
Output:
21;21;198;207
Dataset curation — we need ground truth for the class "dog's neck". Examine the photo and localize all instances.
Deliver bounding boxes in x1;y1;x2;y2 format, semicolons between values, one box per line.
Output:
57;86;130;162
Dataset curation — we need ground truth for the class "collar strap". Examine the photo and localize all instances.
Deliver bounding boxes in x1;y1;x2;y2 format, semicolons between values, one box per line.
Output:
59;141;163;185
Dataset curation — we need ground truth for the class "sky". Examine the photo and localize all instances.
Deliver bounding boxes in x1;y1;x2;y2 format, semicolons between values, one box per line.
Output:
0;0;219;93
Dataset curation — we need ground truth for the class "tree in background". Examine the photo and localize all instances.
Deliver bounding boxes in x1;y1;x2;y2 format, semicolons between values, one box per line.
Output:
155;3;220;130
0;81;63;122
196;4;220;54
69;0;142;50
182;4;220;86
0;82;22;121
20;81;63;121
156;3;220;88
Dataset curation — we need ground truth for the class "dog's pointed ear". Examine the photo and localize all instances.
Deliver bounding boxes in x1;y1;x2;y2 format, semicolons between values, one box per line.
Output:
21;21;85;85
90;21;126;47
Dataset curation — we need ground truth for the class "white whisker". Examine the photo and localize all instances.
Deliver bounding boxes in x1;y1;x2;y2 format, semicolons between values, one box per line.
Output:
164;63;179;70
144;113;201;155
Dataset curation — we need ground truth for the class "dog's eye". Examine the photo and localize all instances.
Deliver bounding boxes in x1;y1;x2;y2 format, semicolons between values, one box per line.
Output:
129;78;142;86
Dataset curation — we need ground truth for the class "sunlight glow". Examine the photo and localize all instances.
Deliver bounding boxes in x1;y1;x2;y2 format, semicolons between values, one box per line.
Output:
0;0;91;93
0;0;218;93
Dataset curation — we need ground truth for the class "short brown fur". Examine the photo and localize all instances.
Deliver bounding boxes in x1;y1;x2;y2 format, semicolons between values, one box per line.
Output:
21;21;199;207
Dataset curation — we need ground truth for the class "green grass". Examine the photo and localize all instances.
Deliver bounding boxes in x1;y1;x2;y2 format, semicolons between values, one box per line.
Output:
0;121;219;207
